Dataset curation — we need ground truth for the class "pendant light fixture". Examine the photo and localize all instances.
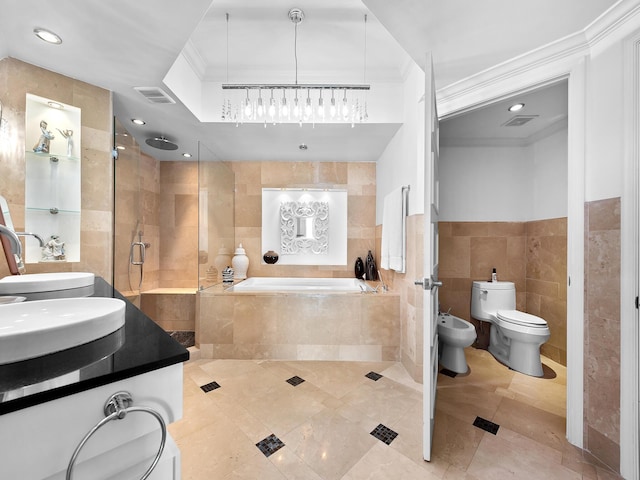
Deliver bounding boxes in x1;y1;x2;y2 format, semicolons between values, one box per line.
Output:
221;8;370;125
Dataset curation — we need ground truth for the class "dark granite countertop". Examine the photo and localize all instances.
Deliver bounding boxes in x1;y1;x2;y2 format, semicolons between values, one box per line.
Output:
0;277;189;415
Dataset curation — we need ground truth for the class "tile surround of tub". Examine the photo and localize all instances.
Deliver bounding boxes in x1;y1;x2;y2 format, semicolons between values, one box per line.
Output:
0;58;113;279
584;197;621;471
230;161;376;279
437;219;567;365
197;288;401;362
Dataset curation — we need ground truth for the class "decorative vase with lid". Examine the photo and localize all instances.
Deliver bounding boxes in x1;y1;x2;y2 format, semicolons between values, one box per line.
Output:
232;243;249;280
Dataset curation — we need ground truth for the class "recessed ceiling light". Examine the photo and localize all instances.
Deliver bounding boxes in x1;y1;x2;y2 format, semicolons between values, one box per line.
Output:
508;103;525;112
34;28;62;45
299;143;308;151
47;101;64;109
131;118;146;125
116;145;125;150
182;153;192;158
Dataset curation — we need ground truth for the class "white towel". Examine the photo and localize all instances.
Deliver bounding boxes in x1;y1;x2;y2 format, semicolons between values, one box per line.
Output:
381;186;407;273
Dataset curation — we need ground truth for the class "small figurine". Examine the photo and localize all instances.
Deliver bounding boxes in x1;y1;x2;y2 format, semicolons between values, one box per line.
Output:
33;120;55;153
56;128;73;157
41;235;65;261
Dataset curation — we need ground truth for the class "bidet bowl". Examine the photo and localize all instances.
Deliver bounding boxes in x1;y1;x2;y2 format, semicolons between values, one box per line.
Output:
0;272;95;294
0;297;125;364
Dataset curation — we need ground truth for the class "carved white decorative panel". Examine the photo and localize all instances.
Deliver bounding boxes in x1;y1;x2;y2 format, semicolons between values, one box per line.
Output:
262;188;347;265
280;200;329;255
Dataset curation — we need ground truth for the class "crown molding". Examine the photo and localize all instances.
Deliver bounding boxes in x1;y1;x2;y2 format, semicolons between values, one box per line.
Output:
437;0;640;118
180;39;207;81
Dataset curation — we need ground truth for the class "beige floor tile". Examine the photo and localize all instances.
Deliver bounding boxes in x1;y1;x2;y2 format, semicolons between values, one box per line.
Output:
171;353;618;480
241;381;333;438
342;442;441;479
466;426;580;480
432;410;485;470
222;451;287;480
491;396;567;452
339;377;422;427
282;408;377;480
268;447;324;480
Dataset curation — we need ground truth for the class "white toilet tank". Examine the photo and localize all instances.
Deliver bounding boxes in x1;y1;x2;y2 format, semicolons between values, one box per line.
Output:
471;281;516;321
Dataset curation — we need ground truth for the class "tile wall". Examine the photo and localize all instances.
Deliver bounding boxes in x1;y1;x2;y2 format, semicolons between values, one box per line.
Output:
158;161;199;288
584;197;621;470
0;58;113;279
230;161;376;278
437;219;567;366
375;214;424;382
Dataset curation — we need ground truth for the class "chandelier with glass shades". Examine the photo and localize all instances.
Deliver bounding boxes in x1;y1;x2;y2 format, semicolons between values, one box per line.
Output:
221;8;370;126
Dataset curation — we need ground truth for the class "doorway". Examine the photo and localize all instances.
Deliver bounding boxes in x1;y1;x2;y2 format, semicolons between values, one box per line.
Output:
436;78;570;426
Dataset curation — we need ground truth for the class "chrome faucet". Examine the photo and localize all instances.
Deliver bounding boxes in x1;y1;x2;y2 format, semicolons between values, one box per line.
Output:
14;231;45;247
0;224;25;273
375;269;388;292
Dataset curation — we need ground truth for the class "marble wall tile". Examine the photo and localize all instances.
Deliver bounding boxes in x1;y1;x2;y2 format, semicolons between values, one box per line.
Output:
0;58;113;279
584;197;620;472
437;219;567;364
229;161;375;278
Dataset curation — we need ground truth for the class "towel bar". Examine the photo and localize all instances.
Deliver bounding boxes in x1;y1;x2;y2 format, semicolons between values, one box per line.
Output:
66;391;167;480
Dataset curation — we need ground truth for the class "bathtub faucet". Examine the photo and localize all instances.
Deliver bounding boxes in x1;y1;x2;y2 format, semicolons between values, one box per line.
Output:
375;269;388;292
0;224;25;273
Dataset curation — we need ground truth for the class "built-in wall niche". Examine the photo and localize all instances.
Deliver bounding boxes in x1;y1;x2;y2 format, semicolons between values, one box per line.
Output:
262;188;347;266
24;94;81;263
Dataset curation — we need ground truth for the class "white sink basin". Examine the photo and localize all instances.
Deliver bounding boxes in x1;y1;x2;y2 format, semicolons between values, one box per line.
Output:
0;297;125;364
0;272;95;294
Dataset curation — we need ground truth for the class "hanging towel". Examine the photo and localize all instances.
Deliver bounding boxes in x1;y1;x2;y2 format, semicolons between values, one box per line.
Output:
380;186;407;273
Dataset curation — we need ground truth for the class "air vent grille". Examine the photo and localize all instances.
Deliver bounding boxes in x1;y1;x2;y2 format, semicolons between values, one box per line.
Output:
134;87;176;104
502;115;538;127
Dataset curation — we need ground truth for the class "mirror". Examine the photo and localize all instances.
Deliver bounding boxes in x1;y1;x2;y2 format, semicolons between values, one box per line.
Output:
262;188;347;265
280;200;329;255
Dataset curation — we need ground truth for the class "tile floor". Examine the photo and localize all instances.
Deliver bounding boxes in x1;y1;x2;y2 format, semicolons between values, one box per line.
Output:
168;348;622;480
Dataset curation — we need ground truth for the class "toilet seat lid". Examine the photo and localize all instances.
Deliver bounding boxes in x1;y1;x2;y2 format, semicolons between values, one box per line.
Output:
496;309;547;327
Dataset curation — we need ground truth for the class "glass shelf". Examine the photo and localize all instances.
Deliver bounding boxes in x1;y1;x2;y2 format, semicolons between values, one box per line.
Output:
25;207;81;214
25;151;80;162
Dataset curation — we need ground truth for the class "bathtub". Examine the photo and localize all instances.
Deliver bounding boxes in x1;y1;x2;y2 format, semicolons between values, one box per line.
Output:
229;277;375;293
197;277;400;361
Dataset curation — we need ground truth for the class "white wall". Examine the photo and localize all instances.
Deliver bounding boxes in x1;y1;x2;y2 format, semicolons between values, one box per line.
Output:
530;127;568;220
376;61;425;224
438;127;567;222
439;145;532;222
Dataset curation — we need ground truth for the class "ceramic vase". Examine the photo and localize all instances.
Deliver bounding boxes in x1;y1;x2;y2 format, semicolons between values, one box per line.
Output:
354;257;365;279
263;250;279;264
232;243;249;280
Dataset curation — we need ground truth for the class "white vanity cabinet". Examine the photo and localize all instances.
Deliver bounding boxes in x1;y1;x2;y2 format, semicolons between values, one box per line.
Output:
0;364;183;480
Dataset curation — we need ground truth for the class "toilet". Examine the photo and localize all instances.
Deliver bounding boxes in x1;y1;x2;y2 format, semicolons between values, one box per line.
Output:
471;281;550;377
437;313;477;374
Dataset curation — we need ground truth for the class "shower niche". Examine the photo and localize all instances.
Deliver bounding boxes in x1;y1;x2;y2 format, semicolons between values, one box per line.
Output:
24;94;81;263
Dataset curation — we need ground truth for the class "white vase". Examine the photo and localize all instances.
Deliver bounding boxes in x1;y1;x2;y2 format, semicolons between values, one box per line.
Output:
214;247;232;281
232;243;249;280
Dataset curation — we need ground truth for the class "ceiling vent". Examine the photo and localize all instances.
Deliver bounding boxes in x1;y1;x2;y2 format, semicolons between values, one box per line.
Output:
502;115;538;127
134;87;176;104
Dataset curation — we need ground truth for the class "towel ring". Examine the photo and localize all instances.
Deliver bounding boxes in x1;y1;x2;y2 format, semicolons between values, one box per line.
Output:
66;391;167;480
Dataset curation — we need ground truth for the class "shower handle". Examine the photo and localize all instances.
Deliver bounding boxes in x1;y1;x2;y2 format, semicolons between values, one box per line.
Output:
129;241;149;266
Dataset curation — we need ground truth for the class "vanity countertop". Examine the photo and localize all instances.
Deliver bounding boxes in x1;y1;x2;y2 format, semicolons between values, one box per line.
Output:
0;277;189;415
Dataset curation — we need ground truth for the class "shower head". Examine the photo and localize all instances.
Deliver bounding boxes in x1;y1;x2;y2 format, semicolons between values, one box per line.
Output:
145;136;178;150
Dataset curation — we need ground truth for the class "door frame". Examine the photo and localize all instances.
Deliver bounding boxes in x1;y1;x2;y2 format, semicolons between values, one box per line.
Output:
620;29;640;480
438;45;587;447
